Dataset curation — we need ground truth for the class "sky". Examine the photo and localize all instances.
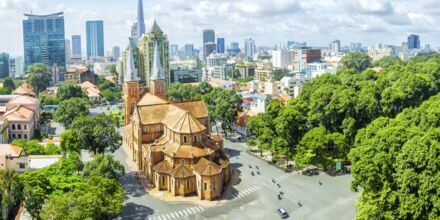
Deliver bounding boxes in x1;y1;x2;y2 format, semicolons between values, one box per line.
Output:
0;0;439;56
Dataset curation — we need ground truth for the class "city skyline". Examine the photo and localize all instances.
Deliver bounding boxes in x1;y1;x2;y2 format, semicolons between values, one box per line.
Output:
0;0;439;56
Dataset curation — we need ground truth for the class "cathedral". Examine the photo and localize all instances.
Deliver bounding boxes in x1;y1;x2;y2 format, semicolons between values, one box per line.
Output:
123;19;231;200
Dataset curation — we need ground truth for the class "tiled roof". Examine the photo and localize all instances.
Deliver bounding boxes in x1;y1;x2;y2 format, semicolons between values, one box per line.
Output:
170;164;194;178
193;157;222;176
153;160;172;174
162;144;211;158
2;106;34;121
235;110;258;126
13;83;33;95
80;81;101;98
166;110;206;134
8;95;38;105
0;144;23;157
138;93;169;106
138;104;169;125
173;101;209;119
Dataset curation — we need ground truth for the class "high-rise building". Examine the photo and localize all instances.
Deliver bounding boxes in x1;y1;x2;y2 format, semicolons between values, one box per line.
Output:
23;12;66;72
408;34;420;49
184;44;194;58
245;38;256;57
9;56;24;78
204;43;216;59
86;20;105;58
72;35;82;57
112;46;121;61
65;39;71;64
136;0;146;38
0;53;10;78
138;20;170;85
217;38;225;53
272;49;291;68
203;29;215;60
170;44;178;58
227;42;241;56
331;40;341;53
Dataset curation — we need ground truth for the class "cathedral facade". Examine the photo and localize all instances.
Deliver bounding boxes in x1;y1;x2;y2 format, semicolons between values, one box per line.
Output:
123;24;231;200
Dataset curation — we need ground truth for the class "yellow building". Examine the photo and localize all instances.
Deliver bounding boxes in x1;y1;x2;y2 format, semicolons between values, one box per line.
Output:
123;41;231;200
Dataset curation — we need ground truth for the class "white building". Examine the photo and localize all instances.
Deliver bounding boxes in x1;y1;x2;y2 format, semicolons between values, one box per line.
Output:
245;38;256;57
305;63;335;79
368;47;396;61
264;81;280;96
279;75;306;98
206;53;228;67
272;49;291;68
9;57;24;78
250;94;271;113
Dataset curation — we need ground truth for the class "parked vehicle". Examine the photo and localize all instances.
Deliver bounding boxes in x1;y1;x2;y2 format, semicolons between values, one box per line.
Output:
277;208;289;218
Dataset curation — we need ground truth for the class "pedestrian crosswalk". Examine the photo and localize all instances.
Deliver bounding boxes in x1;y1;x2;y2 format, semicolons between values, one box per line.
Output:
148;206;205;220
274;173;294;182
230;185;260;199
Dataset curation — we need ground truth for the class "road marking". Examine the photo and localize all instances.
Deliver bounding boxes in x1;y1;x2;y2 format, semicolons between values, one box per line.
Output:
170;212;176;219
189;207;197;213
198;205;205;211
165;213;171;220
178;210;184;216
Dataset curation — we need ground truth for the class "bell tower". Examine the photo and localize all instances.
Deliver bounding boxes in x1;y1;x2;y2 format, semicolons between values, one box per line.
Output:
150;41;166;99
124;39;141;125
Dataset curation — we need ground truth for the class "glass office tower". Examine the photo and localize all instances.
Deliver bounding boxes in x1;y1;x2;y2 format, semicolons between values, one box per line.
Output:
86;21;105;58
23;12;66;72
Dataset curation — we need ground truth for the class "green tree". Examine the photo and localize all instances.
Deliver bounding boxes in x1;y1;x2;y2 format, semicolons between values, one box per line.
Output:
57;81;85;100
340;52;372;72
0;170;23;220
60;130;81;153
2;77;15;92
53;98;90;128
71;114;121;154
83;154;125;180
20;172;51;219
26;63;51;96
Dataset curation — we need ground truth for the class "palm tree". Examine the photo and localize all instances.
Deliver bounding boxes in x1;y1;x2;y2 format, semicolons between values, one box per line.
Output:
0;169;23;220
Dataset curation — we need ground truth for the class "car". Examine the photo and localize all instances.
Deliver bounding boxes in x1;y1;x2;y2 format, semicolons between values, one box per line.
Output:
277;208;289;219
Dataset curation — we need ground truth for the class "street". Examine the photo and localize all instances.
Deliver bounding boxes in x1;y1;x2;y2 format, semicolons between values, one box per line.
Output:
112;127;359;220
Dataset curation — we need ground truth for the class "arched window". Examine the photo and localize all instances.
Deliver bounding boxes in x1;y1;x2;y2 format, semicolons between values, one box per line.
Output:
194;135;198;143
187;180;190;189
204;183;207;190
183;135;187;143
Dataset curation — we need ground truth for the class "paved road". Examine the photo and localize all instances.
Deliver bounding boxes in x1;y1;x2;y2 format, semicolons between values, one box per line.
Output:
113;129;358;220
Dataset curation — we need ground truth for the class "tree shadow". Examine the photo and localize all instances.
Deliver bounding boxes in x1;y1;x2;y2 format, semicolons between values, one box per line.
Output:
120;172;147;198
116;202;154;220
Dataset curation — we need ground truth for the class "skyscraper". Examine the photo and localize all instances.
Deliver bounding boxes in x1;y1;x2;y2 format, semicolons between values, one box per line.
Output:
203;29;215;60
217;38;225;53
72;35;82;57
65;39;71;64
136;0;146;38
184;44;194;58
170;44;178;58
23;12;66;72
0;53;10;78
245;38;256;57
112;46;121;61
408;34;420;49
86;20;105;58
331;40;341;53
138;20;170;85
227;42;241;56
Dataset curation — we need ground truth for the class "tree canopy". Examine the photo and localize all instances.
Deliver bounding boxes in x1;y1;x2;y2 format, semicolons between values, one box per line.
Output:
70;114;121;154
26;63;51;96
53;98;90;128
349;94;440;219
340;52;372;72
57;81;85;100
247;53;440;171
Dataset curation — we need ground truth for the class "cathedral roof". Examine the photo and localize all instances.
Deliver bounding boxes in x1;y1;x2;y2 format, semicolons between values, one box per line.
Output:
150;41;165;80
173;101;209;119
162;144;211;158
149;20;163;33
153;160;172;174
137;93;169;106
164;107;206;134
124;40;139;82
170;164;194;178
193;158;222;176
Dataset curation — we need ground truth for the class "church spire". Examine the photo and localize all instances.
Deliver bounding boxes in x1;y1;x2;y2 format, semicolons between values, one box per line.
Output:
125;39;139;82
150;41;164;80
136;0;145;38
